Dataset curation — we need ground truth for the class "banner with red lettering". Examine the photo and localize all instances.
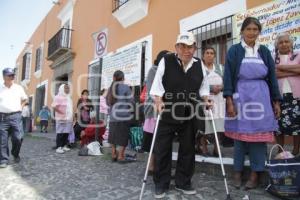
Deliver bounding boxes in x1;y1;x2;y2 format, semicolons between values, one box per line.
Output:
233;0;300;53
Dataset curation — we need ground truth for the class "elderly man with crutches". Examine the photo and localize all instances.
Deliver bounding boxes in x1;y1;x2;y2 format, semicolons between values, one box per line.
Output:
142;32;212;199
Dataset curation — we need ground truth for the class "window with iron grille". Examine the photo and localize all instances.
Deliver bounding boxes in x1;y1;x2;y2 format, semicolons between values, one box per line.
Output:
34;85;45;118
21;53;31;81
35;47;42;72
190;15;234;65
112;0;129;12
88;60;102;104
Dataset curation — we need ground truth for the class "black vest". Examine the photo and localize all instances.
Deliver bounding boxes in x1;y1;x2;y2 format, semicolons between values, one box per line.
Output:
161;53;204;124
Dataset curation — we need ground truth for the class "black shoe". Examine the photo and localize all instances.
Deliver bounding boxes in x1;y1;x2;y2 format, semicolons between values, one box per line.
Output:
148;170;154;176
14;156;21;163
154;188;166;199
68;143;76;149
175;185;196;195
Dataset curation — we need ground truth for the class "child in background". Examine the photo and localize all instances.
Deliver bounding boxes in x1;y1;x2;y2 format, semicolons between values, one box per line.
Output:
39;106;51;133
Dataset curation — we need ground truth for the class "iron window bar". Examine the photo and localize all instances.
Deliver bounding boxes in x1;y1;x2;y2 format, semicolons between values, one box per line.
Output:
112;0;130;12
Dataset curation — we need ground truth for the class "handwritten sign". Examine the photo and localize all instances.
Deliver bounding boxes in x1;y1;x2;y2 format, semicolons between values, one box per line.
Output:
233;0;300;53
101;43;142;89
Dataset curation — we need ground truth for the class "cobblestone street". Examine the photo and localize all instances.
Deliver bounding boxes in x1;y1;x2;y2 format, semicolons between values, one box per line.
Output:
0;135;279;200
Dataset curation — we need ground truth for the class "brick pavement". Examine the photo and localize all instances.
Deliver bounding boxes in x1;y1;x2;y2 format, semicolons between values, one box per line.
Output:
0;134;281;200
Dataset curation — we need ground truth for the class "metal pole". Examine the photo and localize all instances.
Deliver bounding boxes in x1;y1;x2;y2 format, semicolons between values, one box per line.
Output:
139;114;161;200
95;58;103;141
209;109;231;200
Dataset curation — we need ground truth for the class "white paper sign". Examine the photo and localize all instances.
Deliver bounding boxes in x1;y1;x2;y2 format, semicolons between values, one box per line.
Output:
101;43;142;89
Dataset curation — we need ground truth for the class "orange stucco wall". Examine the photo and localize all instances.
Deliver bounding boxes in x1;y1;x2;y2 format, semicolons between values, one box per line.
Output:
16;0;272;114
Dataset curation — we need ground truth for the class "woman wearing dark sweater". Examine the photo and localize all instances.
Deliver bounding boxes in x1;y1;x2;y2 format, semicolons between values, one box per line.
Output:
106;70;133;162
223;17;281;190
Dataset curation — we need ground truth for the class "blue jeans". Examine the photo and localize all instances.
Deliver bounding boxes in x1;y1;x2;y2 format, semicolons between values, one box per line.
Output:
0;112;23;164
233;140;267;172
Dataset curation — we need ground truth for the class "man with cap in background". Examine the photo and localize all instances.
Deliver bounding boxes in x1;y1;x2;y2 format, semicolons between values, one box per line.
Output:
150;32;211;198
0;68;27;168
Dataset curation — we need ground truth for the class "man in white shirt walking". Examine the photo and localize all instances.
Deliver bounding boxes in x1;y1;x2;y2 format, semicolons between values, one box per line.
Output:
0;68;28;168
150;32;212;198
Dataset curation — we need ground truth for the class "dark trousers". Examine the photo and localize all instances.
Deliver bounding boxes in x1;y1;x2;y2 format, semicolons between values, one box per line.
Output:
73;122;86;142
0;112;23;164
153;120;195;189
40;120;48;132
56;133;69;148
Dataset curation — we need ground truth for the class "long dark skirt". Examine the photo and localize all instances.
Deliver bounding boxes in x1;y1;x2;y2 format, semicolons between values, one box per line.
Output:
108;121;130;147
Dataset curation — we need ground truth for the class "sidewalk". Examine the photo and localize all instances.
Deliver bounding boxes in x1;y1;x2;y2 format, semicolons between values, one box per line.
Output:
29;131;56;141
28;129;294;185
172;143;293;186
1;135;282;200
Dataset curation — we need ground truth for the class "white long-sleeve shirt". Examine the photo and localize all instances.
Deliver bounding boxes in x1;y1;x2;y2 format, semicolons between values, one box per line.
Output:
241;39;260;58
150;57;209;98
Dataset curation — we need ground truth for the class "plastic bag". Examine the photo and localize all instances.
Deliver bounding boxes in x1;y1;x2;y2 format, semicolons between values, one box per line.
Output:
87;141;103;156
130;127;143;151
274;151;294;160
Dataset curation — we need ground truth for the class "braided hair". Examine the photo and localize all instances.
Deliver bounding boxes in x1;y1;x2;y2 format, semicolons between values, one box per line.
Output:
274;32;297;64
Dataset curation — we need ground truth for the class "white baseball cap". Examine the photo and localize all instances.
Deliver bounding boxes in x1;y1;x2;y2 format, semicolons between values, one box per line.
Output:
176;32;196;46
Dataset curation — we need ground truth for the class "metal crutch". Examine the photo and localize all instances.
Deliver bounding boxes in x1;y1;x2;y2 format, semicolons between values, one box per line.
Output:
139;114;161;200
209;109;232;200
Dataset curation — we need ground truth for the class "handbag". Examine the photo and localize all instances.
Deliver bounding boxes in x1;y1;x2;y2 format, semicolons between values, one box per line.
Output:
78;145;89;156
36;116;41;124
266;144;300;199
130;127;143;151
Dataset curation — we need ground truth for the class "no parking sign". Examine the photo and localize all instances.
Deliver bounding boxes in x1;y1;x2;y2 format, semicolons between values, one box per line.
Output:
93;28;108;58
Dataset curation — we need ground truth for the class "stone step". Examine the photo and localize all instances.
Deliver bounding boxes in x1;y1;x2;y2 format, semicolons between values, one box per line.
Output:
170;142;295;186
